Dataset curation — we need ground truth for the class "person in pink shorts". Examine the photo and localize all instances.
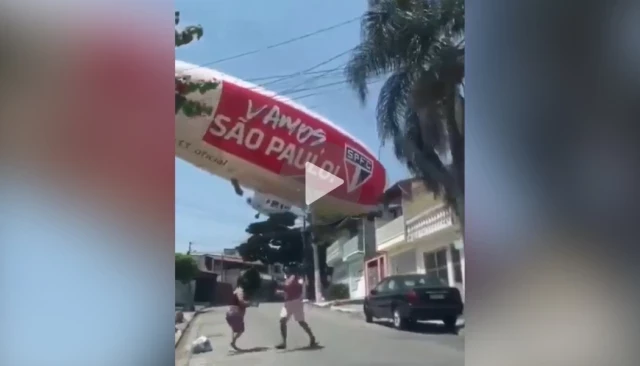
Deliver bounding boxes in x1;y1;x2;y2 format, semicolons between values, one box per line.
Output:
274;265;318;349
225;277;251;350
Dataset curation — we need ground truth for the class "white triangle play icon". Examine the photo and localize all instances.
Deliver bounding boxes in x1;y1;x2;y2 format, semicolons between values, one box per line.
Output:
305;162;344;206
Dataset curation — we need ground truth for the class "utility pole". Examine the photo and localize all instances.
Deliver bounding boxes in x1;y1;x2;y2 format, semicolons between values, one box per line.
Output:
301;205;322;302
220;252;225;283
186;241;194;310
301;207;309;300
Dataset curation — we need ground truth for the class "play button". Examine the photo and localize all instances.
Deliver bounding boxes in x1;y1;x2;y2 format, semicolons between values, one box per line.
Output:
305;162;344;206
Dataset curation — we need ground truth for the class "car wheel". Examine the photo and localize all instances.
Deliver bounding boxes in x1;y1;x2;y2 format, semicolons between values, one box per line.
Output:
364;307;373;323
443;316;457;331
392;308;407;330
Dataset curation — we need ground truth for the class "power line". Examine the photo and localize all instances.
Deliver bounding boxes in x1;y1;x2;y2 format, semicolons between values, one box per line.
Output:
182;16;361;71
250;48;354;91
278;63;348;95
244;66;346;83
284;79;351;95
284;78;385;103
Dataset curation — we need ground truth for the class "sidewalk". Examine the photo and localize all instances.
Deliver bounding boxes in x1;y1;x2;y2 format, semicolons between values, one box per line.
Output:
304;298;364;308
306;299;465;327
175;311;196;346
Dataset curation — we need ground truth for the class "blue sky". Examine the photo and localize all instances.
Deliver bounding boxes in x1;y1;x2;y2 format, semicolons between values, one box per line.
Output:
175;0;408;254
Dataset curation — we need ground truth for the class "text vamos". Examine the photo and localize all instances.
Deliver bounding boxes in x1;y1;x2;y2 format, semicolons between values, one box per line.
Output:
208;99;341;177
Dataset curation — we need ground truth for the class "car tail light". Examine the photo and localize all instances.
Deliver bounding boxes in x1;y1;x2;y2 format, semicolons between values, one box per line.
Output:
406;290;419;304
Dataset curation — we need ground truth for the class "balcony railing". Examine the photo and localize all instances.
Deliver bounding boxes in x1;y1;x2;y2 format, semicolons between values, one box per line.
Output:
406;206;454;242
375;215;405;247
326;240;343;264
342;234;364;261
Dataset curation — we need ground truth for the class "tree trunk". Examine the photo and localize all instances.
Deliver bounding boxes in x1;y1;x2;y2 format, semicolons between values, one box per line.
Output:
409;104;464;233
445;86;464;233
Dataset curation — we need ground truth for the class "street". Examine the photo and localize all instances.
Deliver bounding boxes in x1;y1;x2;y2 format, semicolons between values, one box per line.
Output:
176;303;464;366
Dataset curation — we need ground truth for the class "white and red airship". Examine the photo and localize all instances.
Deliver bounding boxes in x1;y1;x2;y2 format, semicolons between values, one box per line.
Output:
175;61;386;223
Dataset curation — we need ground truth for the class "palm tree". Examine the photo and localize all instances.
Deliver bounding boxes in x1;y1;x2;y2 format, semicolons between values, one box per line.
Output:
345;0;465;227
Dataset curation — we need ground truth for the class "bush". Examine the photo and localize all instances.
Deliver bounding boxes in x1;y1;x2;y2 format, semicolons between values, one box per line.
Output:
175;253;198;284
325;283;350;300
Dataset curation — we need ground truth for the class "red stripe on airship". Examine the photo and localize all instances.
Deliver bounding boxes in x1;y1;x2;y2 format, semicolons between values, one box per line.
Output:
202;80;385;206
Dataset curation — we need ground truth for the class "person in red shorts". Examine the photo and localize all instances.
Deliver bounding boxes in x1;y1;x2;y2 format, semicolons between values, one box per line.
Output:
275;264;318;349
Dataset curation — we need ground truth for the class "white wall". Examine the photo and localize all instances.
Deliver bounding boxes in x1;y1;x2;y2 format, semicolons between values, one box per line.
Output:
331;262;349;286
388;247;418;275
347;260;365;298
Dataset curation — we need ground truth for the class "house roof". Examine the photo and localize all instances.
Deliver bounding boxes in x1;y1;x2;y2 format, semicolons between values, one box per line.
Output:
191;252;266;266
377;178;420;204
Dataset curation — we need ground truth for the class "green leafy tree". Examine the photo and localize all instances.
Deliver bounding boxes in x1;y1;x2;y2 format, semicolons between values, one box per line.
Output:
235;212;331;298
175;11;219;117
345;0;465;227
175;253;199;310
236;212;305;265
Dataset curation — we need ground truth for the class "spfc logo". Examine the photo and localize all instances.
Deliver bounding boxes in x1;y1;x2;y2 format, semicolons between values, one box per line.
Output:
344;145;374;193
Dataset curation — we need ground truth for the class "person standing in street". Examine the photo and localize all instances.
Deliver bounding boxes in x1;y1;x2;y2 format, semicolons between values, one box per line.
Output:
275;265;318;349
225;274;251;351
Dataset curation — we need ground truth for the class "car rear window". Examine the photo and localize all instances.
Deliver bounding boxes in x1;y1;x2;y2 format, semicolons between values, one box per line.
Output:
401;276;445;287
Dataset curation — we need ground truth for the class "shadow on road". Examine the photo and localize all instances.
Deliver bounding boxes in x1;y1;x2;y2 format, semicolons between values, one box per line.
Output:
228;346;270;356
373;320;462;335
280;344;325;353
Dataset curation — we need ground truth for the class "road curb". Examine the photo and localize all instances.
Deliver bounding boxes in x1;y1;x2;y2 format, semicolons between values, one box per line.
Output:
306;302;364;319
174;311;200;348
330;306;365;319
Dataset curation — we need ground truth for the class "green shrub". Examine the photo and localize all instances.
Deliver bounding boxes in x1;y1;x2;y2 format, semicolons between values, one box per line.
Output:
326;283;350;300
175;253;198;284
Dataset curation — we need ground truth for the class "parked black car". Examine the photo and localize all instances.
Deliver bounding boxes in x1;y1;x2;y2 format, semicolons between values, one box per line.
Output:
363;274;463;331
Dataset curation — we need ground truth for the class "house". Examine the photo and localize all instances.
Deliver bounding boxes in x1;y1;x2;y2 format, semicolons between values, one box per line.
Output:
365;179;465;299
176;252;277;306
326;216;377;299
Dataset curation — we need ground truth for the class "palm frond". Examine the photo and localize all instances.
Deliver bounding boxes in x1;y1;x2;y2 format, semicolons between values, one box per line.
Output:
345;42;398;103
438;0;465;36
395;113;449;198
375;69;415;142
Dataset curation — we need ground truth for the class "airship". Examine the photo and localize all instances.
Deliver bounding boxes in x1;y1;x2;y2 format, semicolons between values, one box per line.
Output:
175;61;386;223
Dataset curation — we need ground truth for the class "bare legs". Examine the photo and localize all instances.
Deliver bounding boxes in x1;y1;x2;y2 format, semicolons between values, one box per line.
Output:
231;331;243;350
275;318;317;349
299;321;317;346
276;318;287;348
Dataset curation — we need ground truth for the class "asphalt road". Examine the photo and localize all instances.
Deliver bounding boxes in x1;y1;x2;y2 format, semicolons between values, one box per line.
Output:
176;303;464;366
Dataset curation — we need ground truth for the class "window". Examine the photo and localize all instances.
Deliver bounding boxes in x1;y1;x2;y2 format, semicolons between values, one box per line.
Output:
374;280;388;292
387;279;397;291
451;245;463;283
400;275;446;288
423;249;449;285
204;256;213;271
